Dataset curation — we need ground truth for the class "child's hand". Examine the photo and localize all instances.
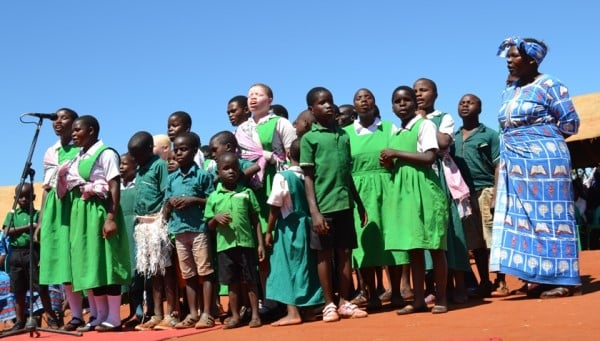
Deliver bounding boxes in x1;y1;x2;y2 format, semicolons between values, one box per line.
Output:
311;213;329;235
380;149;396;167
102;218;118;238
257;244;266;262
169;197;193;209
33;226;41;243
264;231;273;248
213;213;232;226
358;205;369;228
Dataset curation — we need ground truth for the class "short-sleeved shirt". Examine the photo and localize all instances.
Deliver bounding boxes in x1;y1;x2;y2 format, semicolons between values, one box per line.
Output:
134;155;169;215
427;110;455;137
299;122;353;214
165;163;214;234
204;183;260;252
3;208;39;248
393;115;439;153
452;124;500;191
267;166;303;219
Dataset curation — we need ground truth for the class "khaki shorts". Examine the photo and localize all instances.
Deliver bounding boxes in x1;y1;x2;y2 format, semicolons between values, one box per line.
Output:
463;187;495;250
175;232;214;279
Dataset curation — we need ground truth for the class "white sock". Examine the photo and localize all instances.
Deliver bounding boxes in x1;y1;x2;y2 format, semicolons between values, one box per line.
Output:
64;284;83;320
95;295;108;325
86;290;97;319
106;295;122;327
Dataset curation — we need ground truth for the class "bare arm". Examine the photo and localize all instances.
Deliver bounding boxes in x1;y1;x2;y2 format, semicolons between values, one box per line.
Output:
303;166;328;234
349;178;368;227
252;212;265;262
34;189;49;242
102;176;120;238
242;163;261;183
264;205;280;248
436;132;452;150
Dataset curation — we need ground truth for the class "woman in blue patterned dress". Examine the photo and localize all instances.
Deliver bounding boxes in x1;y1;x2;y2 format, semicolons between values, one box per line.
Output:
490;37;580;298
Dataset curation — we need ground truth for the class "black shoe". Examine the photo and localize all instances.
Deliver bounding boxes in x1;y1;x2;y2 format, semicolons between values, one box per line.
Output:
8;320;26;331
63;317;85;331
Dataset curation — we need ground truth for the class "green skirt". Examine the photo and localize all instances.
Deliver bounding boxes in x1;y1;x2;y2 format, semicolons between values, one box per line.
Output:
352;171;409;268
39;189;73;285
69;191;131;292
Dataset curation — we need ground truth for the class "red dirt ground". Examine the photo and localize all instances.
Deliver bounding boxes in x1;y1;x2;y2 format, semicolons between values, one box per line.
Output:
178;250;600;341
3;251;599;340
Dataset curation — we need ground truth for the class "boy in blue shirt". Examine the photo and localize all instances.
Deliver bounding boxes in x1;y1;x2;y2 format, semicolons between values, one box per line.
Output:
163;132;216;329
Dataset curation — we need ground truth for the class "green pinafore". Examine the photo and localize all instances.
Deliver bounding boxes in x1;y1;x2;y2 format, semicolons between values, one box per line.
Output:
69;145;131;292
384;118;447;251
344;121;409;267
39;145;79;285
256;116;280;232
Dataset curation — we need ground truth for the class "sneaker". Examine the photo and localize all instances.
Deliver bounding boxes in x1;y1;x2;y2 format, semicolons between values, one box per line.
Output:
322;303;339;322
337;302;368;319
153;314;180;330
134;315;162;331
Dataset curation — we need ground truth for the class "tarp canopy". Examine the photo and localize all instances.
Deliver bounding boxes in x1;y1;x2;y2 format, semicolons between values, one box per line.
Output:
566;92;600;169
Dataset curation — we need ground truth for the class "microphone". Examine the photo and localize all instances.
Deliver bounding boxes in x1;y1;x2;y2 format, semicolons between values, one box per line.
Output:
23;113;58;120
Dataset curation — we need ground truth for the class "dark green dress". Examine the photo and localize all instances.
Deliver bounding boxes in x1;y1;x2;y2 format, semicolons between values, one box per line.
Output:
265;169;323;306
429;113;470;271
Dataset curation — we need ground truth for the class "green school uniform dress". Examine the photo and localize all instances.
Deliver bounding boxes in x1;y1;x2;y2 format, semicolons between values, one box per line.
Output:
69;144;131;292
39;144;79;285
255;115;280;231
385;117;447;251
121;182;137;275
344;121;409;267
429;113;470;272
265;169;323;307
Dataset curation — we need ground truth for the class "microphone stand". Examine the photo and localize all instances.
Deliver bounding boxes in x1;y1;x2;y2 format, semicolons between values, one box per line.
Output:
0;116;81;337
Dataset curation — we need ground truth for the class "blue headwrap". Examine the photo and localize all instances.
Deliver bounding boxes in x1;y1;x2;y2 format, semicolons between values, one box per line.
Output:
497;37;547;65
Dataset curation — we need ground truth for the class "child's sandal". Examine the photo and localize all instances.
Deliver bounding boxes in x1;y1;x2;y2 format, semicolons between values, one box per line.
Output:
195;313;215;329
322;303;340;322
63;317;85;331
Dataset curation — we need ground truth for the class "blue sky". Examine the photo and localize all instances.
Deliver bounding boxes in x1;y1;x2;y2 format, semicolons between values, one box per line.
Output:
0;1;598;186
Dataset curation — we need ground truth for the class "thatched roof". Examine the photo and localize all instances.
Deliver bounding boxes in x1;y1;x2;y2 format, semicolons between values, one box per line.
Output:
566;92;600;143
567;92;600;168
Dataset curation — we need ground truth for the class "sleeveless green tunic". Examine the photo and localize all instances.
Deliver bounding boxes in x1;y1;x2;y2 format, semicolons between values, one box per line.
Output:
344;122;409;267
120;185;137;275
429;114;470;271
385;118;448;251
69;145;131;292
39;145;79;285
265;170;323;306
256;116;280;232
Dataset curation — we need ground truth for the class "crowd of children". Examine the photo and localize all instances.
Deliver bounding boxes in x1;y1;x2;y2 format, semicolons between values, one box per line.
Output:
1;77;579;334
